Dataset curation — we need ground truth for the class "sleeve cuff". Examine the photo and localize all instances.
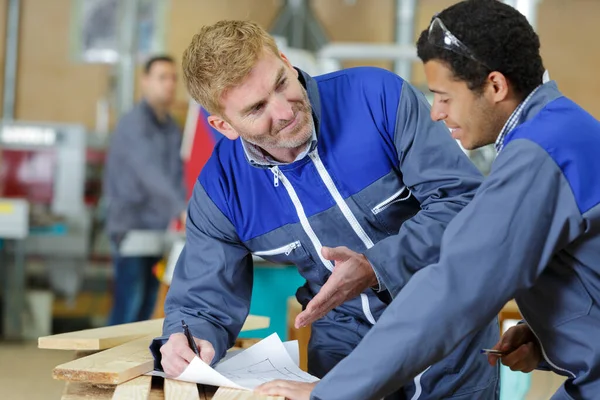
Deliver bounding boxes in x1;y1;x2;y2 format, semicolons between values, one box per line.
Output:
149;335;170;371
367;257;387;293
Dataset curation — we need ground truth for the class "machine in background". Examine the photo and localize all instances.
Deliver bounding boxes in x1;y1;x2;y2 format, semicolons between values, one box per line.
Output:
0;120;92;340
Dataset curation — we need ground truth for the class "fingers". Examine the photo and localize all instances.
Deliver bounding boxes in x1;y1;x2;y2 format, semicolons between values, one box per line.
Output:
196;338;215;365
295;280;339;328
517;342;540;373
255;380;294;395
491;324;526;363
160;333;215;377
487;352;502;366
162;354;190;377
488;324;537;367
160;334;191;376
487;335;509;366
501;342;539;373
321;246;351;262
494;326;516;354
255;380;315;400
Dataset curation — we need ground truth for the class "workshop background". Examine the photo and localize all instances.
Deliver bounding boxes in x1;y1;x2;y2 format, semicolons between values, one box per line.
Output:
0;0;595;399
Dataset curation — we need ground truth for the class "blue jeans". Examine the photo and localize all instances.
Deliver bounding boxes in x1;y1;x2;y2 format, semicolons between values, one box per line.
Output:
108;253;161;325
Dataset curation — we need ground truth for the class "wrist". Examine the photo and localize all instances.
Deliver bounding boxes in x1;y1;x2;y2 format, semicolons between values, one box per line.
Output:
361;254;379;288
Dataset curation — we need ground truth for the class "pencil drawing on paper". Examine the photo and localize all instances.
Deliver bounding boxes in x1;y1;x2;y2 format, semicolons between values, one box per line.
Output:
221;358;313;383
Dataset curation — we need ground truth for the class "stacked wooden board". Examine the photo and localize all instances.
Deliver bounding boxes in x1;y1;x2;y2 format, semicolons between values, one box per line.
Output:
39;316;284;400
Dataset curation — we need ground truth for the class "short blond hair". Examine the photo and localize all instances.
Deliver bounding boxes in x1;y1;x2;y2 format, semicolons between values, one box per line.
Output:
182;20;281;115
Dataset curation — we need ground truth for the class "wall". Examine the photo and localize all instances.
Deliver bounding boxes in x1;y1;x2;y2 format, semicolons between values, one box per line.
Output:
411;0;459;89
0;0;7;118
312;0;395;70
0;0;599;131
14;0;111;129
412;0;600;118
537;0;600;118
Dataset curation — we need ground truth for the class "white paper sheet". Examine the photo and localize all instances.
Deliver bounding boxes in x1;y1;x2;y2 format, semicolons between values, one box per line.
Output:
173;333;318;390
177;357;243;389
283;340;300;367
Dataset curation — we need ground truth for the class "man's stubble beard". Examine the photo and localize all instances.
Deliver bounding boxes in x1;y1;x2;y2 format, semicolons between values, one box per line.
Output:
245;86;313;150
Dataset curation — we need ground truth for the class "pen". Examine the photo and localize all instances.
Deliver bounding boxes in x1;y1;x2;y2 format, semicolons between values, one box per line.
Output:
182;319;201;358
480;348;508;356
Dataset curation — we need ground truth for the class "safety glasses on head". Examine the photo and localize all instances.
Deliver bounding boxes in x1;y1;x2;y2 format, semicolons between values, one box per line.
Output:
427;16;491;70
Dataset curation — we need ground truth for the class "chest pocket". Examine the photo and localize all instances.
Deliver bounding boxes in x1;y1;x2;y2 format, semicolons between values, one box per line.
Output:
370;186;420;235
252;241;323;284
252;241;312;266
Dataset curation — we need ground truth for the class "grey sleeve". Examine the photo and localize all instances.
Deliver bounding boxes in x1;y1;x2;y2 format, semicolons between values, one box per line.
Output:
311;140;584;400
150;182;253;368
119;119;186;219
365;82;483;297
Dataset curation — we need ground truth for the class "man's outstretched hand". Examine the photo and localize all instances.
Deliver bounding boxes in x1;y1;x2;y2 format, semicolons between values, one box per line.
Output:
295;246;378;328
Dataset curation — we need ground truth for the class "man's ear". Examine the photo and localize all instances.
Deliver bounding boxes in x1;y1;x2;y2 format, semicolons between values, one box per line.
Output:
207;115;239;140
486;71;510;104
280;52;298;77
140;74;150;93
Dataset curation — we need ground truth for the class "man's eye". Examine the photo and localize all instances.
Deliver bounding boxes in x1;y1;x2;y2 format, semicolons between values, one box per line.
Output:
276;78;287;91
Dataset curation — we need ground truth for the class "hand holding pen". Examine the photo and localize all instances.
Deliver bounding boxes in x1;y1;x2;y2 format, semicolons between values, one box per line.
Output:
484;324;542;373
159;320;217;377
182;319;202;358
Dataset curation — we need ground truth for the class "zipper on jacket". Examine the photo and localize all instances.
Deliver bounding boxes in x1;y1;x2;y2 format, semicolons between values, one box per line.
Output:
371;186;411;215
309;151;377;325
253;241;301;257
520;314;577;379
271;166;334;272
271;167;280;187
309;152;375;249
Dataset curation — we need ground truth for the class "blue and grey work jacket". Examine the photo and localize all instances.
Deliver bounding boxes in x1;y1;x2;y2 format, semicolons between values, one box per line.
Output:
151;67;498;397
310;81;600;400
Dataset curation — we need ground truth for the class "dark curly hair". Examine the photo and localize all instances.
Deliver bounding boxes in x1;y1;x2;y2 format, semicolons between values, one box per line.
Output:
416;0;544;99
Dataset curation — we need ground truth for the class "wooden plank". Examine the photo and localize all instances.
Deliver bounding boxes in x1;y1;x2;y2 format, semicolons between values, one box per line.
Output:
207;387;284;400
148;385;166;400
62;377;165;400
164;378;202;400
40;319;163;351
61;383;282;400
53;335;155;385
62;381;114;400
39;315;270;351
112;376;152;400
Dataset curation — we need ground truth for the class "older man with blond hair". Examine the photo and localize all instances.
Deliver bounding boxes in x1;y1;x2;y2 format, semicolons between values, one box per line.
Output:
150;20;500;399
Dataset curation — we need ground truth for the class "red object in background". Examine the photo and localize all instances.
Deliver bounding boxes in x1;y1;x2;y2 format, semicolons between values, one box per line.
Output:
84;148;106;206
0;148;56;204
183;107;222;199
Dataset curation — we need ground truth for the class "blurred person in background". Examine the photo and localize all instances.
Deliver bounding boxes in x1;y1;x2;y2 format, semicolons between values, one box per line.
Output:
103;55;187;325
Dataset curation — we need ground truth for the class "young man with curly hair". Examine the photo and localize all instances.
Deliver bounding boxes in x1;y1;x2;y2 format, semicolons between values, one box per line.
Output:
259;1;600;399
